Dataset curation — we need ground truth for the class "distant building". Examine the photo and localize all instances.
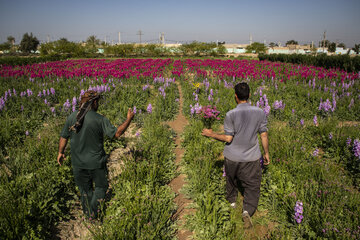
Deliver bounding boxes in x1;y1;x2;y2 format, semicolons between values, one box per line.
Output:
224;44;249;54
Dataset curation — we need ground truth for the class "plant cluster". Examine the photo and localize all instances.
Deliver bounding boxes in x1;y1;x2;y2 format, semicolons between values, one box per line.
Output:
259;53;360;72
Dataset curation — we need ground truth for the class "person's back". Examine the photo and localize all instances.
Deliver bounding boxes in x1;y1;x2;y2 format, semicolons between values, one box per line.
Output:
62;110;116;169
223;103;267;162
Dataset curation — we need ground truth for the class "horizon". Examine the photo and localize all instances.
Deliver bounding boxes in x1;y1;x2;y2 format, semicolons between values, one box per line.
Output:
0;0;359;48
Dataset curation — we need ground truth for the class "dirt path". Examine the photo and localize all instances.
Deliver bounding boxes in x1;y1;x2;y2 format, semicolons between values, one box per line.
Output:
167;82;194;240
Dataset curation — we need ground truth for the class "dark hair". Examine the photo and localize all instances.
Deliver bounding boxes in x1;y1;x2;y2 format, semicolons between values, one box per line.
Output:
234;82;250;100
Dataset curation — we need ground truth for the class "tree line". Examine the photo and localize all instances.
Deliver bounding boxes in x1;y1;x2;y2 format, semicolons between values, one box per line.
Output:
0;33;227;58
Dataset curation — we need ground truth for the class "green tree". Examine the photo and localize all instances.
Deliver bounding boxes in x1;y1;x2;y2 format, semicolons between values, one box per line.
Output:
338;43;346;49
269;42;277;49
39;42;55;56
352;44;360;54
0;42;11;52
328;42;336;52
216;45;227;55
246;42;268;54
86;35;100;53
19;33;39;54
286;40;298;46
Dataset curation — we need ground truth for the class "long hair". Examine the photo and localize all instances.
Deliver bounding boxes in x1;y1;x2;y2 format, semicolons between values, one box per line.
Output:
69;90;100;133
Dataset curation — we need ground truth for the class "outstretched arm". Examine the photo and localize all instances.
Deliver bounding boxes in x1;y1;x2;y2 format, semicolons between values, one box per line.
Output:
260;131;270;165
57;137;68;165
115;108;135;139
201;129;233;143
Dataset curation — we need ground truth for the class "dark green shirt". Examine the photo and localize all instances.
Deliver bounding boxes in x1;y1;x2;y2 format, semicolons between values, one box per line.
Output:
60;110;117;169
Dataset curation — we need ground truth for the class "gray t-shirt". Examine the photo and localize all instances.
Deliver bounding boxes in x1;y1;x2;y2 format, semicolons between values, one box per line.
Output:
223;102;268;162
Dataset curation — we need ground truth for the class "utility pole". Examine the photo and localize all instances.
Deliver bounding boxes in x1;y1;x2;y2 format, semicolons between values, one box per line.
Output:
249;33;252;45
137;30;143;44
105;36;107;45
160;32;165;45
322;30;326;53
118;32;121;44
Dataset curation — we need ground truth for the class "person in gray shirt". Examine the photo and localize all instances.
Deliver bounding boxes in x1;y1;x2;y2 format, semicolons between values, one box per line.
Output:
202;82;270;228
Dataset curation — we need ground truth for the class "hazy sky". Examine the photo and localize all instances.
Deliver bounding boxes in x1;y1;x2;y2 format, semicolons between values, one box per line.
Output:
0;0;359;47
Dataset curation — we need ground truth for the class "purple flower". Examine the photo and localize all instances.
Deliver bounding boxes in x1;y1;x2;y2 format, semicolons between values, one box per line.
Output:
348;98;354;109
313;148;319;156
300;119;304;126
63;99;71;112
147;103;152;113
318;98;334;113
190;104;195;115
222;167;226;177
133;106;137;114
294;201;304;224
135;131;141;137
313;115;318;126
273;100;285;110
25;130;29;136
50;107;55;115
329;133;333;140
353;139;360;160
346;137;352;147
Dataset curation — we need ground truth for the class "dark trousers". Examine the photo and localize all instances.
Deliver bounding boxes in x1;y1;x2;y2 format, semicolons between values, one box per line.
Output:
224;158;262;216
73;167;108;218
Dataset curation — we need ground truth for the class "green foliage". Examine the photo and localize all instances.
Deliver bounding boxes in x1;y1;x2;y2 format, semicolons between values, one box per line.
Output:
19;32;40;54
0;55;66;66
259;53;360;72
352;44;360;54
286;40;298;46
0;42;11;52
246;42;268;54
39;39;87;57
328;42;337;53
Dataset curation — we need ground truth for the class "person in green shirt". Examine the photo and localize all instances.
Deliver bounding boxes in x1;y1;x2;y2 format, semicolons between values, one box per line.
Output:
57;90;134;218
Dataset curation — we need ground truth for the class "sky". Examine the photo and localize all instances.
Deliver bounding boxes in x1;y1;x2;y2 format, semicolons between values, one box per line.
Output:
0;0;359;47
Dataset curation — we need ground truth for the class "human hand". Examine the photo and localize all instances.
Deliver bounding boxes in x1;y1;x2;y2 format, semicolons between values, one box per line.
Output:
57;152;65;166
263;153;270;165
127;108;135;120
201;129;213;137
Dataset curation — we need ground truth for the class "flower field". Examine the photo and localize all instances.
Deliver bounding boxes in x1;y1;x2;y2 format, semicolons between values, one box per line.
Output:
0;58;359;239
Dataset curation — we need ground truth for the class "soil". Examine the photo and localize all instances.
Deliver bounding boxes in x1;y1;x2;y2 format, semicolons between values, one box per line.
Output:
167;81;194;240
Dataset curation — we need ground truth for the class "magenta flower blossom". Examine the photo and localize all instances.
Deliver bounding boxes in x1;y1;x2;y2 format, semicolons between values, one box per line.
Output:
199;105;220;128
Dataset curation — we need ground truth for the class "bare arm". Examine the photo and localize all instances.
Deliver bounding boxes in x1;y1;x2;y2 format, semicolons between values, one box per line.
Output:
115;108;135;139
57;137;68;166
201;129;233;143
260;131;270;165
